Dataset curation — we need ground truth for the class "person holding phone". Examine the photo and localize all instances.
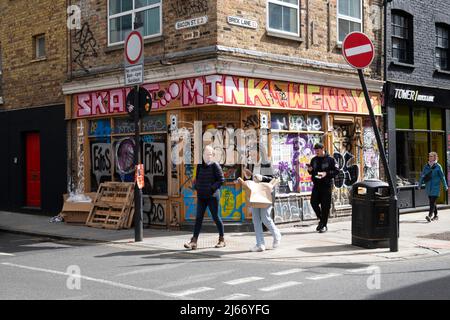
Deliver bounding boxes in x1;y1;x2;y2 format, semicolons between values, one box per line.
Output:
307;143;339;233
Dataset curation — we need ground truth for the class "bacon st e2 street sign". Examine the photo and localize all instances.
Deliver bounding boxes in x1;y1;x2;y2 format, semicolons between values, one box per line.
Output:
342;32;375;69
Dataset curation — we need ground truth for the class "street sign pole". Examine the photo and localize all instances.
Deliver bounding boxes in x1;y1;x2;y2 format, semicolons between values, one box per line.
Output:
343;32;398;252
134;84;143;242
357;69;398;252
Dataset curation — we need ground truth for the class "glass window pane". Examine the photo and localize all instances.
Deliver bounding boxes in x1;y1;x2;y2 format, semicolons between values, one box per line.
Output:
282;0;298;4
136;0;159;8
136;7;160;36
109;14;132;43
339;0;361;19
109;0;132;15
430;108;443;130
269;3;283;31
282;6;298;33
431;132;446;203
396;105;410;129
338;18;350;42
413;107;427;130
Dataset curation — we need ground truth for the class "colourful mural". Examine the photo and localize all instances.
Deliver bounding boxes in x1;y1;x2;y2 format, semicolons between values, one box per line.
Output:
73;75;382;118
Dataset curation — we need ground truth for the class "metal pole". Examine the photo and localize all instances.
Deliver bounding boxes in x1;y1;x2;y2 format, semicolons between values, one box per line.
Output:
357;69;398;252
134;85;143;242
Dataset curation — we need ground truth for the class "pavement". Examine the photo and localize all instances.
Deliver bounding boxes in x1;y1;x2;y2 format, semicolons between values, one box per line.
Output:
1;209;450;264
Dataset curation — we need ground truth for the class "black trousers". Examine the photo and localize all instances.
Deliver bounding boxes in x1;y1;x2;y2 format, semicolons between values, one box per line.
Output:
193;195;224;239
311;185;332;227
428;196;438;217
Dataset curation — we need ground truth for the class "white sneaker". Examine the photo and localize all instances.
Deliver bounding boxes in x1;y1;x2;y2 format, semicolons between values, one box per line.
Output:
249;245;266;252
273;235;281;249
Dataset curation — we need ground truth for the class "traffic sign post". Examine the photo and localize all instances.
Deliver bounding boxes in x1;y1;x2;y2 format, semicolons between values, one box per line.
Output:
342;32;399;252
124;27;145;242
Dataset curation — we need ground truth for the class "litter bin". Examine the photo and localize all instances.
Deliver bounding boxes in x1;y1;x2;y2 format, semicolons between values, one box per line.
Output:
351;179;391;249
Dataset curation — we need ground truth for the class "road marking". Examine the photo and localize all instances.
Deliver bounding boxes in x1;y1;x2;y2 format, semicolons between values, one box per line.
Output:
345;44;372;57
306;273;342;280
218;293;251;300
0;253;14;256
346;267;374;273
224;277;264;285
0;262;184;299
259;281;301;292
171;287;214;297
271;268;304;276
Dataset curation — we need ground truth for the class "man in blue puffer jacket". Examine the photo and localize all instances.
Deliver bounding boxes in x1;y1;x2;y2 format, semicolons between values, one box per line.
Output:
418;152;448;222
184;145;225;250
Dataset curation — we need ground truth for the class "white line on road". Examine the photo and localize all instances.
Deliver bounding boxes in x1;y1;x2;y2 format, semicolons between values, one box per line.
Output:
218;293;251;300
345;44;372;57
0;253;14;256
171;287;214;297
346;267;374;273
224;277;264;285
306;273;342;280
259;281;302;292
0;262;184;299
271;268;304;276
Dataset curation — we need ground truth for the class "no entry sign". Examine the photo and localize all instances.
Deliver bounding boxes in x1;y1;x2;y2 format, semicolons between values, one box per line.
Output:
342;32;374;69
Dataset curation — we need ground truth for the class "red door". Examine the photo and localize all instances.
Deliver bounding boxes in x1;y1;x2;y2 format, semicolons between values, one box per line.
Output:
26;132;41;208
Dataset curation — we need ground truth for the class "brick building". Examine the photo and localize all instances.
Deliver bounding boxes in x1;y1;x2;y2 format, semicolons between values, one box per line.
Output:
0;0;68;214
384;0;450;211
62;0;385;229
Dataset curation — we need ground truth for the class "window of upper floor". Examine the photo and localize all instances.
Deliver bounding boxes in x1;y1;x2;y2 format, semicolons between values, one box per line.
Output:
33;34;46;60
337;0;362;43
108;0;162;47
266;0;300;39
391;10;414;65
435;23;450;71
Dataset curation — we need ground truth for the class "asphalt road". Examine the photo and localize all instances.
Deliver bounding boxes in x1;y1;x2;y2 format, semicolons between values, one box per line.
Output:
1;231;450;301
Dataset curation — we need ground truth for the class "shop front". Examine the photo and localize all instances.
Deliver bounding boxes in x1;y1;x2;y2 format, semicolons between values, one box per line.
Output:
386;82;450;210
68;74;382;228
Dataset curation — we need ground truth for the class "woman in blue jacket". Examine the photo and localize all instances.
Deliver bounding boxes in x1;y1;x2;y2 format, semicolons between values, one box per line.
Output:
418;152;448;222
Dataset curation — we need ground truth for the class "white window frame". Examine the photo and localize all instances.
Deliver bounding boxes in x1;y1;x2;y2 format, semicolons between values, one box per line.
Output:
337;0;363;44
35;34;46;59
266;0;300;38
107;0;163;47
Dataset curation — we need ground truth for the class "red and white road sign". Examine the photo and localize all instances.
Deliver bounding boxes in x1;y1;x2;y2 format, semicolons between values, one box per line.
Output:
342;32;374;69
125;31;143;65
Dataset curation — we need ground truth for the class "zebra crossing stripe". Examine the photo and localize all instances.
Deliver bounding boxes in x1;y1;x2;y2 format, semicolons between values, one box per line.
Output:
0;253;14;256
171;287;214;297
218;293;251;300
224;277;264;285
259;281;302;292
271;268;304;276
306;273;341;280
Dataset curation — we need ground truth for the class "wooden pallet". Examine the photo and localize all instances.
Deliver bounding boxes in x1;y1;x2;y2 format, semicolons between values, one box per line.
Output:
86;182;135;230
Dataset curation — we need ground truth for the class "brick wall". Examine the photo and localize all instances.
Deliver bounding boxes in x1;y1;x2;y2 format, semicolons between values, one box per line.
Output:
69;0;218;78
386;0;450;88
0;0;67;110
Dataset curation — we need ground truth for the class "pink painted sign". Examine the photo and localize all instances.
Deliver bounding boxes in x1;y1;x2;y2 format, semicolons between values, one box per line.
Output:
73;75;382;118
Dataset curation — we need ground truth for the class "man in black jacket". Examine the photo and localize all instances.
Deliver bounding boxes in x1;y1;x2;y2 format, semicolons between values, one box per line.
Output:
307;143;339;233
184;145;226;250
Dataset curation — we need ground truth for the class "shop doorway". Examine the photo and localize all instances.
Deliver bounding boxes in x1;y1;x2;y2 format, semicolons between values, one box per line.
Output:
25;132;41;208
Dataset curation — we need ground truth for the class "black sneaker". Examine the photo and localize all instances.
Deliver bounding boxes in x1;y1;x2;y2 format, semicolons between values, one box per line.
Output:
316;224;322;231
426;216;432;222
319;226;328;233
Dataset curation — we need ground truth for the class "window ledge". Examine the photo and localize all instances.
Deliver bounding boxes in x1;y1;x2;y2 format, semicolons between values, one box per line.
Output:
435;68;450;75
266;30;303;42
105;36;164;53
390;61;415;68
31;57;47;63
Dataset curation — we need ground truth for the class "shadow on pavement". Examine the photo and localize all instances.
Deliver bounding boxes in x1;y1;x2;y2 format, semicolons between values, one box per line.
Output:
297;244;367;254
369;275;450;299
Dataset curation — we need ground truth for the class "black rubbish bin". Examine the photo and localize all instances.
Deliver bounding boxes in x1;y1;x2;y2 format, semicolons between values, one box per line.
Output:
351;179;391;249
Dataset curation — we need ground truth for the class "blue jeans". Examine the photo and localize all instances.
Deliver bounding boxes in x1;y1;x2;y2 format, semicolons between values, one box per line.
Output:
251;206;281;247
193;195;224;239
